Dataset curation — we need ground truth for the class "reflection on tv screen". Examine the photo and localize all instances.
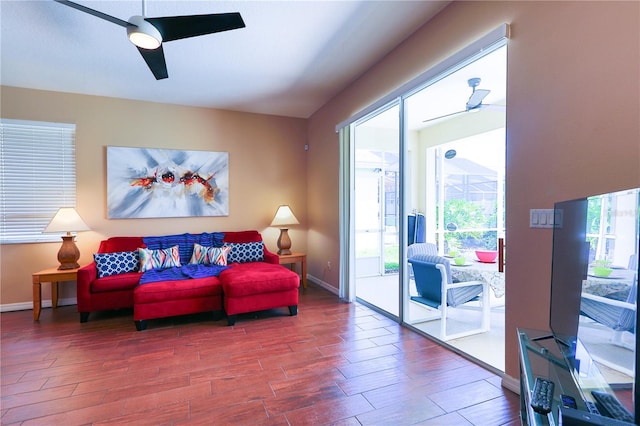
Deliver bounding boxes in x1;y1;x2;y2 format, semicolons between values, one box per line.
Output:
550;187;639;419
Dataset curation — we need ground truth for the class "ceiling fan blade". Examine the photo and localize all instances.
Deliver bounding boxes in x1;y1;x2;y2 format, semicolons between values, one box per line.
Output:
54;0;130;27
145;13;246;42
137;45;168;80
422;110;466;123
466;89;490;110
479;103;506;112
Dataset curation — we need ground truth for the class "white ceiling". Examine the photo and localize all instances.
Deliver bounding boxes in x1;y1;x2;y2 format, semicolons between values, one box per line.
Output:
1;0;450;118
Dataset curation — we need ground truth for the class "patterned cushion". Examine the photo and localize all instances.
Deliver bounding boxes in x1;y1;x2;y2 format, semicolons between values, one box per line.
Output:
225;242;264;263
138;245;181;272
189;243;231;266
94;251;139;278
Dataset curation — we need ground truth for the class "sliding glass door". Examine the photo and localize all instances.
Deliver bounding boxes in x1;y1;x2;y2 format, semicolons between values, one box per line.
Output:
402;45;506;369
353;104;400;317
339;26;508;370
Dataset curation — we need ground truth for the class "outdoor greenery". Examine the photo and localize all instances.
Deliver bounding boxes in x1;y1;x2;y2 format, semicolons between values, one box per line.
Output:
384;245;399;273
356;244;399;273
357;199;502;274
441;199;498;251
586;195;612;262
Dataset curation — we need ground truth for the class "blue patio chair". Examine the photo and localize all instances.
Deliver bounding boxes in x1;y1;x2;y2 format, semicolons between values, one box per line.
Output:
408;254;490;341
407;243;437;280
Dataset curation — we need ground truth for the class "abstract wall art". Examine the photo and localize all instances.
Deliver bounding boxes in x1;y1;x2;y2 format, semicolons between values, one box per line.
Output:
107;147;229;218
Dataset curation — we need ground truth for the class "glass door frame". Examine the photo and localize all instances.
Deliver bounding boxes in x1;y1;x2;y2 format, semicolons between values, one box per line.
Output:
351;101;403;319
338;24;510;324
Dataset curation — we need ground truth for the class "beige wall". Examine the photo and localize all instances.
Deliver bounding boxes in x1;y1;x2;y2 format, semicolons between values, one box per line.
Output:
1;87;308;307
306;0;640;381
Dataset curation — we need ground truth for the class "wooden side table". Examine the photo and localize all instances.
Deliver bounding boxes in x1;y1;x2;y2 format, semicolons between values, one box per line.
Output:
32;267;79;321
278;252;307;289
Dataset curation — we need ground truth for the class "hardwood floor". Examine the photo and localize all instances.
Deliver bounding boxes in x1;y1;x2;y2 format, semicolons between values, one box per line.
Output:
1;284;520;425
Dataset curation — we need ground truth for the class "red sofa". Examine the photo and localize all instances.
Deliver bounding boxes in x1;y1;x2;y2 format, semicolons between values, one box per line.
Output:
76;231;300;329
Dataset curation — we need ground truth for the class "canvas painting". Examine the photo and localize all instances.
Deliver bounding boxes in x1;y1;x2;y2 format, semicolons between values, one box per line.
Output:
107;147;229;218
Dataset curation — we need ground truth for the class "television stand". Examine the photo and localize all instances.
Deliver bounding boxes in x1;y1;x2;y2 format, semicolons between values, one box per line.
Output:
518;328;635;425
531;334;554;342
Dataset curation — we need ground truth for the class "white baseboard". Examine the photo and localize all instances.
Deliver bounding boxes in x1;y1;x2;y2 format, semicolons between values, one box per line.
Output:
1;298;77;313
0;301;34;312
501;373;520;395
307;274;339;295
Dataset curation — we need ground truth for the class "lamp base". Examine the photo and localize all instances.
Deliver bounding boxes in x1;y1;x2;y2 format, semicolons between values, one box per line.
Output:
57;235;80;270
276;228;292;256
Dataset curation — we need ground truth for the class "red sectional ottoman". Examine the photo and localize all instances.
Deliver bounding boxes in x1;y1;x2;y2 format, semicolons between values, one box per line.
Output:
133;277;223;331
220;262;300;326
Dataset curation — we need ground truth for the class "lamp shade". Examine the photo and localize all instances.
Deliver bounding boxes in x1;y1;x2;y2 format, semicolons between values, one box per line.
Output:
44;207;90;234
270;205;299;227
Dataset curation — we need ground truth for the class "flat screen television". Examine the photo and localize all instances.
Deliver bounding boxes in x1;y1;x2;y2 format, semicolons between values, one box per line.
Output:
549;187;640;423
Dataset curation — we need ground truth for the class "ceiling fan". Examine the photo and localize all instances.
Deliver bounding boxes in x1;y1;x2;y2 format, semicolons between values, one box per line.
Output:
423;77;505;123
54;0;246;80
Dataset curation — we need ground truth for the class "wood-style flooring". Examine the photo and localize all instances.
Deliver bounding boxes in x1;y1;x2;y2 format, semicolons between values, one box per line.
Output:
1;284;520;425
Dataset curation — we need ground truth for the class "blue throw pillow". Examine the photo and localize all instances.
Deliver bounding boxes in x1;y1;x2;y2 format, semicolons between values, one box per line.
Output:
225;242;264;263
94;251;140;278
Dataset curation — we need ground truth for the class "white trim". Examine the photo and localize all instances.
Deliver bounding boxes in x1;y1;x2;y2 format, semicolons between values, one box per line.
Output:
501;373;521;395
0;297;77;313
338;125;356;302
307;275;339;295
335;23;510;131
0;302;35;312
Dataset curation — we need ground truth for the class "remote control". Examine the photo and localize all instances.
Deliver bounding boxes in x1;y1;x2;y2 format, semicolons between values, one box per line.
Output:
585;400;601;415
560;394;577;409
530;377;555;415
591;390;635;423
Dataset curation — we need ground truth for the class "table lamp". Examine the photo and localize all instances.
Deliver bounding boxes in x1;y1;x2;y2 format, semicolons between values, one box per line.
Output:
44;207;91;270
270;205;299;255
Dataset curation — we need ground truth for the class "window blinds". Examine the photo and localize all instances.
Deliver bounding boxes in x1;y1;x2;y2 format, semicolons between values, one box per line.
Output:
0;119;77;243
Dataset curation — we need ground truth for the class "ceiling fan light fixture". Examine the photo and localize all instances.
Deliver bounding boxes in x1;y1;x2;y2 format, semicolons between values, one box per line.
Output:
127;16;162;49
53;0;245;79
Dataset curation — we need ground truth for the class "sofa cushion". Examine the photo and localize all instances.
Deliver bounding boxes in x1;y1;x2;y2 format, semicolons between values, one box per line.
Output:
94;250;140;278
220;263;299;297
223;230;263;244
139;245;181;272
99;236;144;254
189;243;231;266
91;272;141;293
134;277;223;304
225;242;264;264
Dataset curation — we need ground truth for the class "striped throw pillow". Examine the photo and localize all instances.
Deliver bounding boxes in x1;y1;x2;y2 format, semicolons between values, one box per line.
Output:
138;245;181;272
189;243;231;266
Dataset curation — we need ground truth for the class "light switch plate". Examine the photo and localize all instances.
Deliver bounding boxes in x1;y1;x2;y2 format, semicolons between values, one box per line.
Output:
530;209;556;228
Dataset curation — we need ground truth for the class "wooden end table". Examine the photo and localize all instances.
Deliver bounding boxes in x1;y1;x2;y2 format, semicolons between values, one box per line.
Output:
278;252;307;289
32;266;79;321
